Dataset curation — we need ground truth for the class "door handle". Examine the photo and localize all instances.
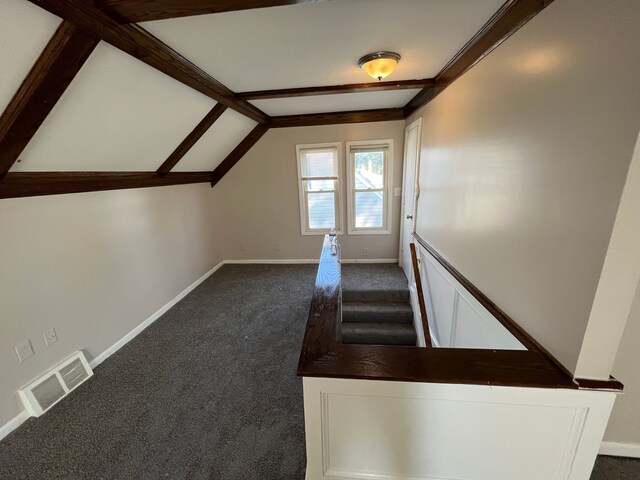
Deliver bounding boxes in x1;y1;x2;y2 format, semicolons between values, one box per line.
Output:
406;215;413;220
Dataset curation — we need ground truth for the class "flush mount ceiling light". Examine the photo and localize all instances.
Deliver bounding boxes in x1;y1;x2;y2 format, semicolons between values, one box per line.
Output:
358;51;401;81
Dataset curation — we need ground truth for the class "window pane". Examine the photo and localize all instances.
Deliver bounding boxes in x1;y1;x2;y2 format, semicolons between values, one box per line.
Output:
355;191;384;228
306;179;335;192
302;150;337;178
308;192;336;229
354;151;384;189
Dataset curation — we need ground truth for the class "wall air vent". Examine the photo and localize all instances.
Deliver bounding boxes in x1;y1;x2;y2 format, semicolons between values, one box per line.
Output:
19;352;93;417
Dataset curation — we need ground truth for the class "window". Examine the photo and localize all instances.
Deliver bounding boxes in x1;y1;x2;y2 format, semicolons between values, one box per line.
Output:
296;143;342;235
346;140;393;234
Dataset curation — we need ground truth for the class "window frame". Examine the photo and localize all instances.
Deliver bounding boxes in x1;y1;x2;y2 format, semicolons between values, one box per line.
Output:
346;139;394;235
296;142;344;236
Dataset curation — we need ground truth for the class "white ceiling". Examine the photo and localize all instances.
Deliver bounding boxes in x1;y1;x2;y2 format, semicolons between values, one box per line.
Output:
142;0;504;92
250;89;420;116
14;42;216;172
0;1;61;115
2;0;511;174
173;109;257;171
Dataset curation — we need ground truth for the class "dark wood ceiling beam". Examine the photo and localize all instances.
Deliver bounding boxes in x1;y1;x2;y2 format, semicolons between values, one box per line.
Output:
157;103;228;175
0;172;213;199
269;108;405;129
211;123;269;187
98;0;319;23
238;79;435;101
402;83;445;118
29;0;268;123
0;21;99;177
404;0;555;117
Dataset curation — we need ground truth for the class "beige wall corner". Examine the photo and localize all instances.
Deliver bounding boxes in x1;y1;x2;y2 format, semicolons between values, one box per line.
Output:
604;284;640;446
575;130;640;380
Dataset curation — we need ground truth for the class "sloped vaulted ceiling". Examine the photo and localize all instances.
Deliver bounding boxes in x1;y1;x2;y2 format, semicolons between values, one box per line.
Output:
0;0;556;199
14;42;217;172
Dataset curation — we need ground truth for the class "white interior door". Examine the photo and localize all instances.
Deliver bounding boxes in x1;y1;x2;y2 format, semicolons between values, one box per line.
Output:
400;118;422;277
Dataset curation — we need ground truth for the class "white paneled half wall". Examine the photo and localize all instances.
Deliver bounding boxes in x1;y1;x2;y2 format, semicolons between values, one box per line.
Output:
409;239;525;350
13;42;216;172
303;377;615;480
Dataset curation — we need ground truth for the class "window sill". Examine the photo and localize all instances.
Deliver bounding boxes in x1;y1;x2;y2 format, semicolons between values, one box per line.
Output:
301;230;344;236
347;228;392;235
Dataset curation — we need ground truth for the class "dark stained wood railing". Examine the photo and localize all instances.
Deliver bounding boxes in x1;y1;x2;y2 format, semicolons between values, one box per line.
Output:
410;242;432;348
297;235;342;368
297;235;580;389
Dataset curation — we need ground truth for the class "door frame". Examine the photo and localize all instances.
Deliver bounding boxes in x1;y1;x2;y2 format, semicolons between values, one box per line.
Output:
398;117;423;269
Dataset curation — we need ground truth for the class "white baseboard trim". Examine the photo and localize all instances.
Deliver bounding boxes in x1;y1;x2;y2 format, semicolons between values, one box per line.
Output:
342;258;398;264
1;261;225;443
600;441;640;458
225;259;318;264
89;260;225;369
0;409;30;442
225;258;398;265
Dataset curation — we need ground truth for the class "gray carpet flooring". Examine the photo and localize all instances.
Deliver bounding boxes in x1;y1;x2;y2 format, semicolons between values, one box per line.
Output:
342;263;409;293
591;456;640;479
0;263;637;479
0;264;317;480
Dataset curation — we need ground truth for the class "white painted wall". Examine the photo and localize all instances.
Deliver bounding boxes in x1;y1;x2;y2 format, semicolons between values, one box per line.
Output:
0;184;224;428
211;121;406;261
406;0;640;374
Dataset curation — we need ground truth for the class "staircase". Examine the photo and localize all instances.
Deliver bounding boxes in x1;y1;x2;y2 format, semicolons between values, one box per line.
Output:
341;284;417;346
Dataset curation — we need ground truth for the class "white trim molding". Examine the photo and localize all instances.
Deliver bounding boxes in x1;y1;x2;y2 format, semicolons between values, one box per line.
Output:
346;139;394;235
398;117;422;273
600;441;640;458
224;258;398;265
0;409;30;442
296;142;344;236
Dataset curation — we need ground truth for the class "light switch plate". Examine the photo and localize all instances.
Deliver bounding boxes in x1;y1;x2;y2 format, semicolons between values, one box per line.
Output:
16;340;34;363
394;187;402;196
44;329;58;346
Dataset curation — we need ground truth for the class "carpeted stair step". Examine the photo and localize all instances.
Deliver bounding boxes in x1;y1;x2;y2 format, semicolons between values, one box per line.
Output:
342;288;409;303
342;322;417;346
342;301;414;324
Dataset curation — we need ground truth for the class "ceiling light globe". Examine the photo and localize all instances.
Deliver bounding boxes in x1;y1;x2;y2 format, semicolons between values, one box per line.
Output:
358;52;401;81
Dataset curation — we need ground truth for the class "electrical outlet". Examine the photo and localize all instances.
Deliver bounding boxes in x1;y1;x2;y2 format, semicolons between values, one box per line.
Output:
394;187;402;196
43;328;58;346
363;248;369;257
275;243;281;251
15;340;34;363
